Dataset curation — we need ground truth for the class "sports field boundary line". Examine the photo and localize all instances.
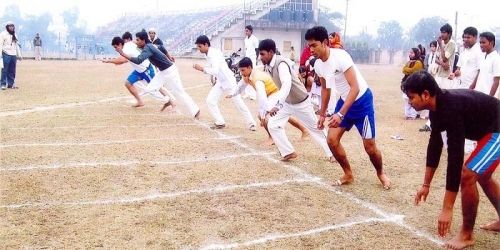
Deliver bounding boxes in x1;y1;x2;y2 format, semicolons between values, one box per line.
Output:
199;216;398;250
0;178;311;209
4;123;198;131
0;136;241;148
189;118;444;246
1;152;275;172
0;83;207;117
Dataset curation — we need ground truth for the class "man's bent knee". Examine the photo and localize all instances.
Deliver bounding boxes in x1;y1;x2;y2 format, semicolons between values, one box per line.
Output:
461;167;479;186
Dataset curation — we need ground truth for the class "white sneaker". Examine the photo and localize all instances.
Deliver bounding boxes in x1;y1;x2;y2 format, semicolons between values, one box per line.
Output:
1;85;6;90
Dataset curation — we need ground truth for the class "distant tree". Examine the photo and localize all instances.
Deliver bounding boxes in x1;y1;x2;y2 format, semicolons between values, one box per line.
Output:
377;20;404;50
409;16;448;46
0;5;23;26
62;7;88;38
318;8;344;34
377;20;404;63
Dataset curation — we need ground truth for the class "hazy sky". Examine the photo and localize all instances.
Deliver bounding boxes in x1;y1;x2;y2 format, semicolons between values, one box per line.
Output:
0;0;498;36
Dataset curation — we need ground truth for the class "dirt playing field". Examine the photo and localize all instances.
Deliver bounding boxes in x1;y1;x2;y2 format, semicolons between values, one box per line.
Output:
0;60;498;249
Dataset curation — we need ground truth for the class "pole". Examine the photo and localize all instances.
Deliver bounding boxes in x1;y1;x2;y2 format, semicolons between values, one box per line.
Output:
344;0;349;42
454;11;458;42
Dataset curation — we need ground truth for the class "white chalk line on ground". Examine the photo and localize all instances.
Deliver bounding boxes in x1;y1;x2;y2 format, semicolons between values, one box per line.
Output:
0;136;241;148
0;96;129;117
1;152;275;172
199;217;397;250
0;178;311;209
4;123;198;131
189;118;445;246
0;83;206;118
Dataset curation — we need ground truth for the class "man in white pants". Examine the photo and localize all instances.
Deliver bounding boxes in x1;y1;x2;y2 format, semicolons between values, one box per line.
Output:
258;38;333;162
193;35;256;130
103;33;173;110
243;25;258;100
116;31;200;118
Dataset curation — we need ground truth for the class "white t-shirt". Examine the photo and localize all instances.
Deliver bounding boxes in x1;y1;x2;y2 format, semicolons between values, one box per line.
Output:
475;50;500;96
244;34;259;57
314;48;368;100
457;43;483;87
123;41;150;73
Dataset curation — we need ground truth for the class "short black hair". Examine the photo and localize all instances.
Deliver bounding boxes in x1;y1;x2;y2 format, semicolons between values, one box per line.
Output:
429;40;437;47
440;23;453;36
258;39;276;53
238;57;253;68
480;31;496;47
122;31;133;41
195;35;210;46
135;31;150;43
245;25;253;32
111;36;124;46
401;71;441;96
463;27;478;37
305;26;329;43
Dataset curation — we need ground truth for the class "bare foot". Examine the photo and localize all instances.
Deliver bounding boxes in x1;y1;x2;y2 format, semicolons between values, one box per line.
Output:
300;131;310;141
160;101;172;112
480;220;500;232
377;173;392;190
332;174;354;186
132;102;144;108
281;152;298;161
445;231;474;250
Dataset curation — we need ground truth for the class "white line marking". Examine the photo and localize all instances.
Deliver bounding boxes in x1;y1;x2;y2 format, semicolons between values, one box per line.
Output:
189;117;445;246
1;152;275;172
0;136;241;148
0;96;129;117
199;217;394;250
5;123;198;131
0;178;311;209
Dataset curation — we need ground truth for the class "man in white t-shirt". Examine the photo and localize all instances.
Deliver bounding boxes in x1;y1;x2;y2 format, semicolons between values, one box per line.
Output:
470;31;500;98
452;27;484;89
305;26;391;189
102;32;172;110
243;25;259;100
193;35;256;130
448;27;485;154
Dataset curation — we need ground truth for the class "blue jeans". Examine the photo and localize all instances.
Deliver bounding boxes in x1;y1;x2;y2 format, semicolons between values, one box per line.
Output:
1;52;17;88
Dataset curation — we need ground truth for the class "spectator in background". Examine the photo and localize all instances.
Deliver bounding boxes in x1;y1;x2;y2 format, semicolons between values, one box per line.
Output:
470;32;500;98
33;33;42;61
329;32;343;49
417;44;426;63
242;25;258;100
290;46;296;62
299;43;312;67
1;21;22;90
435;23;456;89
425;41;438;74
148;27;175;62
401;48;424;120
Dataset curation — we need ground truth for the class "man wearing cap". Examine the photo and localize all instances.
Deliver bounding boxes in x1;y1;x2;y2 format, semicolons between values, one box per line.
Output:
148;27;175;62
1;21;22;90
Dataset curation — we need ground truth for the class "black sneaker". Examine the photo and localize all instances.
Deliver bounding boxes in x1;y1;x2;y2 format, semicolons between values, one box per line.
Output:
419;125;431;132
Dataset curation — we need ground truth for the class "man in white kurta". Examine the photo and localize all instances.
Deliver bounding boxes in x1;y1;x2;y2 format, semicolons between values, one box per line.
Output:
193;35;256;130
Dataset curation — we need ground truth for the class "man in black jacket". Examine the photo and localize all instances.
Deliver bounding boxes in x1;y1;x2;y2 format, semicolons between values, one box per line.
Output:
403;71;499;250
